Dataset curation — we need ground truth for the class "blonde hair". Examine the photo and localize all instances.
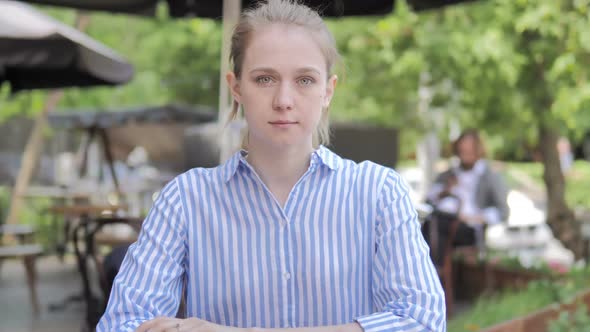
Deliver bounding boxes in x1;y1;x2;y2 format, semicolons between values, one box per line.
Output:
228;0;340;147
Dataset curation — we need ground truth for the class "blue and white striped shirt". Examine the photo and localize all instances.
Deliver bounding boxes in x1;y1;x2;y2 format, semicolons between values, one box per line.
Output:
97;146;445;331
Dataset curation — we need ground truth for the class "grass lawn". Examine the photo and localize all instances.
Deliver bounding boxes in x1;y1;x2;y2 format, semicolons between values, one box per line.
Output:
505;160;590;211
447;281;557;332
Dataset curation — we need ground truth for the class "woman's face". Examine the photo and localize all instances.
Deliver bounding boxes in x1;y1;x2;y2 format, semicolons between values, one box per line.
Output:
227;24;337;151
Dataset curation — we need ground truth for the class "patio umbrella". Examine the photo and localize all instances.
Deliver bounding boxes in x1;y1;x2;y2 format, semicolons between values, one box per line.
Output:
1;1;135;233
12;0;478;17
0;0;134;92
14;0;394;17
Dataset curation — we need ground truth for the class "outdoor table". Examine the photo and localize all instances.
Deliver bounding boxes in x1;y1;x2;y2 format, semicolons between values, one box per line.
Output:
75;214;141;329
47;204;125;257
46;204;127;330
90;215;142;252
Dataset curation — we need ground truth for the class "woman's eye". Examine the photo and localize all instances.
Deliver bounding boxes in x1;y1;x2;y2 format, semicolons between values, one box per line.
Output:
256;76;273;84
298;77;314;86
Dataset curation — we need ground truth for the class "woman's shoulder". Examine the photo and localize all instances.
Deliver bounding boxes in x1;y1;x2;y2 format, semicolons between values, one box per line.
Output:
167;163;228;194
325;149;400;185
320;146;393;172
335;154;397;177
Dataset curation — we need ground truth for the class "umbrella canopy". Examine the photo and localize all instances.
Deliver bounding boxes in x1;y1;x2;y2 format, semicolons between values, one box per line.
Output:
14;0;393;17
0;0;134;91
48;104;217;165
11;0;476;17
48;104;216;130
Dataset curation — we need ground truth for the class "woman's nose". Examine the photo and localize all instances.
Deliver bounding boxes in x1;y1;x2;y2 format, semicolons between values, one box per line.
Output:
272;82;294;111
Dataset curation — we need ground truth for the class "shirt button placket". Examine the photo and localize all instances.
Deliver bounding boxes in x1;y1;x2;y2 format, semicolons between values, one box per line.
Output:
280;215;291;327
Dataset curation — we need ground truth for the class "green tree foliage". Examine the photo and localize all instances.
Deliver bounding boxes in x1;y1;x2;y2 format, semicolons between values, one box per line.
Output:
328;0;590;257
430;0;590;258
328;4;424;129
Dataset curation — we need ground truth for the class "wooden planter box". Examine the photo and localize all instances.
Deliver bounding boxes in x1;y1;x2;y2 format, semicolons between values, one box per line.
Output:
454;260;547;301
482;289;590;332
487;265;546;289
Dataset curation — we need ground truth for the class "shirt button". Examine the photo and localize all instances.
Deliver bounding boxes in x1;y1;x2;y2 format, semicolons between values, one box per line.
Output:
280;219;288;227
284;272;291;280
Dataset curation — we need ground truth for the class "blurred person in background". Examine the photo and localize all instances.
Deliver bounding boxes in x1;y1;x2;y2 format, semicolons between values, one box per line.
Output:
425;129;510;259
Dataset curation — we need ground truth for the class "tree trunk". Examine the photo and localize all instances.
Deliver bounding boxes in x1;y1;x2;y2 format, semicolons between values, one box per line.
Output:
538;124;584;259
4;91;63;223
523;30;585;260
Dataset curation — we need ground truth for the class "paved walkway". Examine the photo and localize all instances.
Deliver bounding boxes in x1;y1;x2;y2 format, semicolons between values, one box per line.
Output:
0;255;84;332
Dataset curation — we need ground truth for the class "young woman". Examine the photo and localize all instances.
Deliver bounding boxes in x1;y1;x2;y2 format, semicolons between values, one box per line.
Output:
97;1;445;331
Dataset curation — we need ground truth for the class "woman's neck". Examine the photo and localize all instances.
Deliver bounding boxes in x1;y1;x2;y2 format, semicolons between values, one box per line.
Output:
246;144;314;207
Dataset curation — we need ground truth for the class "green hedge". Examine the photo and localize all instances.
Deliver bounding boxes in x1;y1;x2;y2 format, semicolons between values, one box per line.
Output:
448;267;590;332
0;186;58;250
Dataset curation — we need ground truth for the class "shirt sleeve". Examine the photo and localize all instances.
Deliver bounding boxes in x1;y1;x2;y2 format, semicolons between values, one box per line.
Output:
426;182;444;204
354;170;446;332
96;179;187;331
482;206;501;225
488;171;510;222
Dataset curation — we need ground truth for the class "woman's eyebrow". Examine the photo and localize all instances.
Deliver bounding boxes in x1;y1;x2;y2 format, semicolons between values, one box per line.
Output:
248;67;321;75
295;67;321;75
248;67;278;75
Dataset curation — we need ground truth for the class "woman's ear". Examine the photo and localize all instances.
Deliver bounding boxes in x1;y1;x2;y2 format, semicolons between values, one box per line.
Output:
323;74;338;108
226;72;241;104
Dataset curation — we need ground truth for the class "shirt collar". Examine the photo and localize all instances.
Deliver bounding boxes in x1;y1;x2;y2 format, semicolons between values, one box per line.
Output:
314;145;341;171
454;159;487;176
473;159;487;175
221;145;341;183
219;150;243;183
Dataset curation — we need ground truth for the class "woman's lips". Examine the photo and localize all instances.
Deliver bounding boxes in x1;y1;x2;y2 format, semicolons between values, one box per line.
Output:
269;121;297;128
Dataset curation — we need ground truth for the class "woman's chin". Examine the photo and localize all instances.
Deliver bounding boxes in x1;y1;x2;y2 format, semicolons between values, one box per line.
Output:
252;136;312;151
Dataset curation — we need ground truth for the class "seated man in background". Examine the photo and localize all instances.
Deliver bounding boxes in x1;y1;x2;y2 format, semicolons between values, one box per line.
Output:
424;129;510;262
